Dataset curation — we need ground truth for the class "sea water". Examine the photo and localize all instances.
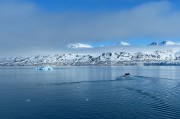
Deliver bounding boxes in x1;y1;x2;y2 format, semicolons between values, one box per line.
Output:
0;66;180;119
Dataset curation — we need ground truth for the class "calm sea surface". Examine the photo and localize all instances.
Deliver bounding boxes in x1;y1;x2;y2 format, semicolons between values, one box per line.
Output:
0;66;180;119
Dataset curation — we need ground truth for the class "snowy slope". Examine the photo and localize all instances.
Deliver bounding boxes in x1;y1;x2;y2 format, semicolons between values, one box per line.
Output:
1;45;180;66
67;43;93;48
149;40;179;46
117;41;130;46
149;42;158;46
159;41;176;45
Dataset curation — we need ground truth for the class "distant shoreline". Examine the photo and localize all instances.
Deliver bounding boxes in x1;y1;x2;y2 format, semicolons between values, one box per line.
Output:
1;62;180;66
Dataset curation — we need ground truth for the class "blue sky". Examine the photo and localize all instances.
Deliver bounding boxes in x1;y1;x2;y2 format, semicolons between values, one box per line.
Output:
23;0;180;46
27;0;180;12
29;0;159;11
32;0;180;45
1;0;180;55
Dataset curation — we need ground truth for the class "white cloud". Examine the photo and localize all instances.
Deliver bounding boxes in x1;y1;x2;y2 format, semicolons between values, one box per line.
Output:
0;1;180;56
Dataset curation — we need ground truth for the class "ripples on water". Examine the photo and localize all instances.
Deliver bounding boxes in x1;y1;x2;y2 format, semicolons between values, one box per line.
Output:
0;66;180;119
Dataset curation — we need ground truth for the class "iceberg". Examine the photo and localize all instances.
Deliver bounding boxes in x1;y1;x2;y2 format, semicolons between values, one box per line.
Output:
36;66;53;71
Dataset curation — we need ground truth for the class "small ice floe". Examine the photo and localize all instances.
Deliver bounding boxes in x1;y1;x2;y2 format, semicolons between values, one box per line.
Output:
26;99;31;102
36;66;53;71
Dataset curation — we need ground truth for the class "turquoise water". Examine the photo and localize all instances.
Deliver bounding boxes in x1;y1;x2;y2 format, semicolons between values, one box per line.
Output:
0;66;180;119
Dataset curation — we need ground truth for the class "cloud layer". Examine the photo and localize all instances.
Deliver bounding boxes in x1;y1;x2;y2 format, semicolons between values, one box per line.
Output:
0;0;180;56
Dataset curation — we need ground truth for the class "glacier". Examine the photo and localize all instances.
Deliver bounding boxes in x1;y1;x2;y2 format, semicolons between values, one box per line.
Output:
1;45;180;66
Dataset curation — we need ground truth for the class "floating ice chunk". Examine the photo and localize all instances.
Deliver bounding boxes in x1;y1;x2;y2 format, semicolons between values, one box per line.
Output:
36;66;53;71
26;99;31;102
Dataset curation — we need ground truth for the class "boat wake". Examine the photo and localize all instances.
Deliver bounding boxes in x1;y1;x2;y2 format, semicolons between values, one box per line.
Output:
37;75;172;86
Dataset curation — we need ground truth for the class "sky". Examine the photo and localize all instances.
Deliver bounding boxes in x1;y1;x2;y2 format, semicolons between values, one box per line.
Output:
1;0;180;56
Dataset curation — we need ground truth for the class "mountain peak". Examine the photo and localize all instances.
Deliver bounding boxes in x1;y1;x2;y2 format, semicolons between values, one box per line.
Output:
149;42;158;46
159;40;176;45
67;43;93;48
117;41;130;46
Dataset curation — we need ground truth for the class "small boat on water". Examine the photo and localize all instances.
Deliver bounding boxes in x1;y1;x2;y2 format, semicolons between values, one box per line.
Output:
124;73;130;76
115;73;132;80
36;66;53;71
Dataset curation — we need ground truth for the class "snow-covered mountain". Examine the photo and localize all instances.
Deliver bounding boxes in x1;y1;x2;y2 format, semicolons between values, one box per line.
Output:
117;41;130;46
149;42;158;46
1;45;180;66
149;40;177;46
67;43;93;48
159;40;176;45
149;40;179;46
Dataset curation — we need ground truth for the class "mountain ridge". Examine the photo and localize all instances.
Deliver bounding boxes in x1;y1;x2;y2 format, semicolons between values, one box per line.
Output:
1;45;180;66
